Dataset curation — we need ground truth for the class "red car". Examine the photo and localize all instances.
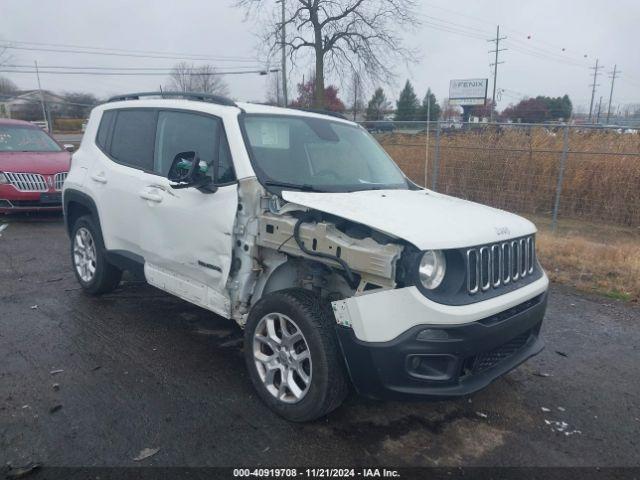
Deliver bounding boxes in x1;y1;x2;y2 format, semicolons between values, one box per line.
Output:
0;118;72;214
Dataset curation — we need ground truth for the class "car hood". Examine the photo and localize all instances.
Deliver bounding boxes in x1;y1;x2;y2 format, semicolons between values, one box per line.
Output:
0;151;71;175
282;189;536;250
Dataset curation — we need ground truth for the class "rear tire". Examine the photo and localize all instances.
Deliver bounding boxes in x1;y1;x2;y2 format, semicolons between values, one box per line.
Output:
71;215;122;295
244;288;349;422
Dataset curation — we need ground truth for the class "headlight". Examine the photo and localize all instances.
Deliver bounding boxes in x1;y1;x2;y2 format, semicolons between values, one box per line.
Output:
418;250;446;290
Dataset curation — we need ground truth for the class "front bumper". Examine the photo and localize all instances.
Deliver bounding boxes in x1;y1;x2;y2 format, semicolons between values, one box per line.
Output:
335;292;547;400
0;186;62;213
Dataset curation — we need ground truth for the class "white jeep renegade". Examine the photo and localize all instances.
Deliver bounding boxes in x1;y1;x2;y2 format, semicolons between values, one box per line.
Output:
63;92;548;422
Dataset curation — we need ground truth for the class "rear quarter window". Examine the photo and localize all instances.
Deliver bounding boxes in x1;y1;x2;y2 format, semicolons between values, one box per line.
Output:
96;110;116;151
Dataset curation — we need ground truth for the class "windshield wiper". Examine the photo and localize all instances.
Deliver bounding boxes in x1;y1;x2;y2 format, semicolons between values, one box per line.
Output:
264;180;324;192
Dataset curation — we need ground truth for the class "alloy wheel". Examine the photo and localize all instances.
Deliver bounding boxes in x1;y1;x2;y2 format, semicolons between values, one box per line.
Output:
252;312;312;404
73;227;97;283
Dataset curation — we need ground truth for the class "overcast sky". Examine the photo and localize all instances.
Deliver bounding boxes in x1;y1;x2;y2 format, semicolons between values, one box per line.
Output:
1;0;639;112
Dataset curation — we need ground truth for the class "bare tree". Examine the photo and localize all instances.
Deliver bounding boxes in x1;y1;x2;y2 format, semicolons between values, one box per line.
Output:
165;62;230;96
166;62;194;92
237;0;419;108
346;70;365;121
194;64;230;97
0;76;18;96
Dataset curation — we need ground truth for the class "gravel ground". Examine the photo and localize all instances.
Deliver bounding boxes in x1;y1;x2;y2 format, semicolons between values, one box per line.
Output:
1;214;639;469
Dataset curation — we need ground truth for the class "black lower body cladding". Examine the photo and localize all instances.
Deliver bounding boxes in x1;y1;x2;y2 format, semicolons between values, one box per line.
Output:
335;292;547;400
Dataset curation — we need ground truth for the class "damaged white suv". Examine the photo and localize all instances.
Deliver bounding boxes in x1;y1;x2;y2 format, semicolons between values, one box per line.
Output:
63;92;548;421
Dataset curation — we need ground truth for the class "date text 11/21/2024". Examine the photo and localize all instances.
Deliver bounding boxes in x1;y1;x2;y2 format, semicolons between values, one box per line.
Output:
232;468;401;478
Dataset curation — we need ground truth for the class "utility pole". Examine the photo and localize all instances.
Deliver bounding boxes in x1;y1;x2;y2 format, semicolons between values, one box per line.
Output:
280;0;288;107
606;64;620;124
352;72;358;121
487;25;507;122
596;95;603;124
424;98;431;188
34;60;49;132
588;58;603;123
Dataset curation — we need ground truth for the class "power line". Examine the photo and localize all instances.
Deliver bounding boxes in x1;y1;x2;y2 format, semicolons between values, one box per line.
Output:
588;58;604;122
415;10;598;72
488;25;507;120
0;68;279;76
420;2;595;64
0;43;260;63
416;18;488;40
505;40;590;69
419;14;492;36
2;39;257;62
416;15;591;70
1;64;264;71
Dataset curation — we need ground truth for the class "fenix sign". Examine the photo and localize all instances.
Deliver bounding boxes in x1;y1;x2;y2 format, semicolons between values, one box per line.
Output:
449;79;488;106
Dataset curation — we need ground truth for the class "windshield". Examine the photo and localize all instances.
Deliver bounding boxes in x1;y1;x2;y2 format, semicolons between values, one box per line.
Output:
242;114;409;192
0;125;62;153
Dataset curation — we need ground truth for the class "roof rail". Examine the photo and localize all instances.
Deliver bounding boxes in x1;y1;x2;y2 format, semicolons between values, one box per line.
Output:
291;107;348;120
106;91;237;107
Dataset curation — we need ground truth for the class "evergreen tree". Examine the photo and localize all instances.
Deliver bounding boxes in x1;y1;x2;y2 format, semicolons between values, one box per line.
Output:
418;89;441;121
365;87;389;120
395;80;419;121
560;94;573;120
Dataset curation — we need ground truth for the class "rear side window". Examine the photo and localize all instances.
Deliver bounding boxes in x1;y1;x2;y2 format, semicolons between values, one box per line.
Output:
96;110;115;150
110;109;156;171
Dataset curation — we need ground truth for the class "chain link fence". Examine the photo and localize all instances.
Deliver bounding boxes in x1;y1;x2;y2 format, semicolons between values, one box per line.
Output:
363;121;640;232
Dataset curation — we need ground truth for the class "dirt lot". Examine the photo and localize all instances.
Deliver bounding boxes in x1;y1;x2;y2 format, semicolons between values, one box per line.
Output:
1;214;639;469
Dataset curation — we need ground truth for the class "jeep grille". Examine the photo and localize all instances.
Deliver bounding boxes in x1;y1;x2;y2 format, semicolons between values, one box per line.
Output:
466;236;536;295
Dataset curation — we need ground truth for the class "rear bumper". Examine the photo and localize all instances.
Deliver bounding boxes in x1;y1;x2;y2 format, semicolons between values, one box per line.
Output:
335;292;547;400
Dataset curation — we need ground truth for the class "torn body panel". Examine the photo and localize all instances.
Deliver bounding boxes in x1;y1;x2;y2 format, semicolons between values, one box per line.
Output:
226;178;264;324
225;182;405;325
256;212;403;289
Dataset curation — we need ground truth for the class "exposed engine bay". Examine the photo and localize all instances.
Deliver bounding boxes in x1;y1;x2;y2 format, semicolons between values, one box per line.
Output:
226;178;405;325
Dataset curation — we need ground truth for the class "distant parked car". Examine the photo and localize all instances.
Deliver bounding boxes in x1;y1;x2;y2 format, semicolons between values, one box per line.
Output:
364;121;395;133
0;118;72;214
31;120;49;131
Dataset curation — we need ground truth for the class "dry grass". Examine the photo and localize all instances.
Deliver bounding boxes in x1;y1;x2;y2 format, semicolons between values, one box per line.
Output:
536;230;640;302
523;215;640;302
378;128;640;227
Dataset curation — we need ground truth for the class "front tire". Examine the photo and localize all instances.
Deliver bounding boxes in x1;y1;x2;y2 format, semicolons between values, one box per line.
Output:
244;289;349;422
71;215;122;295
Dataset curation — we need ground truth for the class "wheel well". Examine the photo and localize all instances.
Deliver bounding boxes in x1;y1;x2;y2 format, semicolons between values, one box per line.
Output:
259;258;353;303
65;201;92;236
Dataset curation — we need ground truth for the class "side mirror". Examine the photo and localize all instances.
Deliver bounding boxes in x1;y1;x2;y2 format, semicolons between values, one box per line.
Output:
168;151;217;193
63;144;75;152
